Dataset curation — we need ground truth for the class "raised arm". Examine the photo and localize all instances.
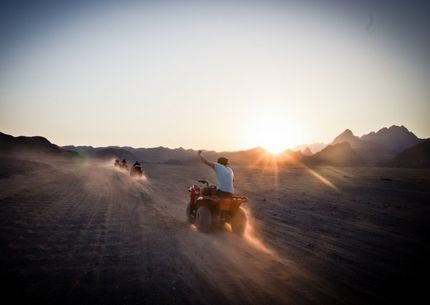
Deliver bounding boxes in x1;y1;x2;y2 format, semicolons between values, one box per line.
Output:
198;150;215;169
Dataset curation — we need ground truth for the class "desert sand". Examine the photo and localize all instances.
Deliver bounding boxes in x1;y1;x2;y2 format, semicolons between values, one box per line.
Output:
0;156;429;305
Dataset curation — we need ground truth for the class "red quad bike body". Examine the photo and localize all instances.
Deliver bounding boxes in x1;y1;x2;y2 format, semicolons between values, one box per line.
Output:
186;180;248;235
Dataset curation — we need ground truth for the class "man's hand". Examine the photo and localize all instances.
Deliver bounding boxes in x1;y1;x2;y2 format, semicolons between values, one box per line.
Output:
198;150;214;168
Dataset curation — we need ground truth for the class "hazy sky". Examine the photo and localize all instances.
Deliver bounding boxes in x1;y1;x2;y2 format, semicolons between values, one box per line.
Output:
1;0;429;151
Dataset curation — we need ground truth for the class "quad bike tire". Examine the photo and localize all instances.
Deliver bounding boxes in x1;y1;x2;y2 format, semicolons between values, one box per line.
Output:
186;203;194;224
195;206;212;233
230;207;247;235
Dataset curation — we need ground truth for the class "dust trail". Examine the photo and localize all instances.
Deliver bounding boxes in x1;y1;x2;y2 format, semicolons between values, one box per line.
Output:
242;207;275;255
239;204;307;274
75;159;151;196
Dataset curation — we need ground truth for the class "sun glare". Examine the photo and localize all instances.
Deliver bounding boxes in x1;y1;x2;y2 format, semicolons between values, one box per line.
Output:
260;133;286;154
241;113;304;154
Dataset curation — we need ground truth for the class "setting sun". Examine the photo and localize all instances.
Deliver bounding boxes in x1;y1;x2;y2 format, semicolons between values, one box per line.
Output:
259;131;287;154
240;112;306;154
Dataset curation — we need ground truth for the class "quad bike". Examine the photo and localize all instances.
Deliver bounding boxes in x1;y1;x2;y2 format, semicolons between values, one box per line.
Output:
114;159;120;167
130;164;143;177
187;180;248;235
119;159;128;171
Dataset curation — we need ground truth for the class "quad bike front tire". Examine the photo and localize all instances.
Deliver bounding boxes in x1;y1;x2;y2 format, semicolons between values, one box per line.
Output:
230;207;247;235
195;206;212;233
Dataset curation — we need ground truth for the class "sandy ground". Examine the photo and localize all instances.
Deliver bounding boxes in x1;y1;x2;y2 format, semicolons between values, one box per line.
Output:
0;156;429;305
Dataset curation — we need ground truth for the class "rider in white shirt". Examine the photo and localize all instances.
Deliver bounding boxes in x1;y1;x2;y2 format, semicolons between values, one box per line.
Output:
198;150;234;195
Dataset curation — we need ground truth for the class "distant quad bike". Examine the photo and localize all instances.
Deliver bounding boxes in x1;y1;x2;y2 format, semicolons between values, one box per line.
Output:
119;159;128;171
130;163;143;178
114;159;120;167
187;180;248;235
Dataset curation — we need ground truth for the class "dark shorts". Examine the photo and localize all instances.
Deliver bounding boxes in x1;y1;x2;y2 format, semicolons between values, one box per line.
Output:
216;189;233;197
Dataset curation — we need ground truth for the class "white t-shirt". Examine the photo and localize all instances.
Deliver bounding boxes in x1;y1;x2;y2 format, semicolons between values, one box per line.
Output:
214;162;234;194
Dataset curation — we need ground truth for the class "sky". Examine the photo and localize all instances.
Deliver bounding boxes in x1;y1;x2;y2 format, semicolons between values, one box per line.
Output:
0;0;429;151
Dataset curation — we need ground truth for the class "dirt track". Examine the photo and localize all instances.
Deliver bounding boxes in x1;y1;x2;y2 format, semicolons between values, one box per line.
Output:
0;157;429;305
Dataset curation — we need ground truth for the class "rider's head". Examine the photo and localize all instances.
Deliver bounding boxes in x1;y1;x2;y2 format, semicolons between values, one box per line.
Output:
217;157;228;166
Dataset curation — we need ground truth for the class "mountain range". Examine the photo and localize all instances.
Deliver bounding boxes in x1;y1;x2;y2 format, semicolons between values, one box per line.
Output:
330;125;425;165
0;132;77;158
1;125;429;168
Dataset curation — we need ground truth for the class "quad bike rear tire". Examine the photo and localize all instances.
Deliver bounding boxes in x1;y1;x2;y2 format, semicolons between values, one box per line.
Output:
186;203;194;224
196;206;212;233
230;207;247;235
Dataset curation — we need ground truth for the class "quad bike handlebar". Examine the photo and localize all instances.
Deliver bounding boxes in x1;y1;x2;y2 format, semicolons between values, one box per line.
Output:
197;179;209;186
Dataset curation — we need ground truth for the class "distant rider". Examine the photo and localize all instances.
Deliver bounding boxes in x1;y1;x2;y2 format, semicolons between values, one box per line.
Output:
198;150;234;196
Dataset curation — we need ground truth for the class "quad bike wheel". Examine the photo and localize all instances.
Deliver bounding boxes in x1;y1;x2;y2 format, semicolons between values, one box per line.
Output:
186;203;194;224
230;207;247;235
195;206;212;233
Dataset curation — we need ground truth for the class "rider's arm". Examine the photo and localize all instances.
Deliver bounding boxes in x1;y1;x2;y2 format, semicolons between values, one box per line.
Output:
198;150;215;169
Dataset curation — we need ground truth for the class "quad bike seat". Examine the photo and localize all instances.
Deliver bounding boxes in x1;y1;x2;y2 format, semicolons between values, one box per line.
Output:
201;186;217;196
